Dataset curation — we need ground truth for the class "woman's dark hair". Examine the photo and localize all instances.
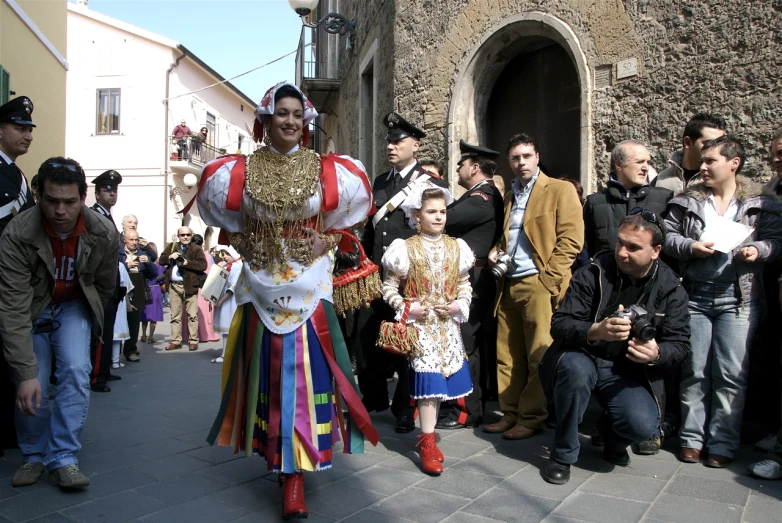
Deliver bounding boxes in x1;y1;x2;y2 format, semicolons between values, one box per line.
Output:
37;157;87;198
420;187;447;205
191;234;204;246
274;85;304;106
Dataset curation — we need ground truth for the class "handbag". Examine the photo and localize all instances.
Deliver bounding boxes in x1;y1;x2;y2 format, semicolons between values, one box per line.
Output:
376;302;419;357
143;284;153;305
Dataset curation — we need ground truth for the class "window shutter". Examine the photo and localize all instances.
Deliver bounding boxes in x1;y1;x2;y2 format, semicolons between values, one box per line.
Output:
0;67;10;105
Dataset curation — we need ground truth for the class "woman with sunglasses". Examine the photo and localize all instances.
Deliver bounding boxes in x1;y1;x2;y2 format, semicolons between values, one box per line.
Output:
664;136;782;469
194;82;378;518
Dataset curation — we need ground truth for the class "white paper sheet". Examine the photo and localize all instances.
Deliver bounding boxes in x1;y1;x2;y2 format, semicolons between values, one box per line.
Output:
699;216;753;253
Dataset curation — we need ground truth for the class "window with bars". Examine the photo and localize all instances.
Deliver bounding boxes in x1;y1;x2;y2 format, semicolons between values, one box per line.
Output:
96;88;120;134
0;66;10;106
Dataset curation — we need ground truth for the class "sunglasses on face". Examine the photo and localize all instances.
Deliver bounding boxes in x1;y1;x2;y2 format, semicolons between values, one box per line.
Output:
179;234;192;237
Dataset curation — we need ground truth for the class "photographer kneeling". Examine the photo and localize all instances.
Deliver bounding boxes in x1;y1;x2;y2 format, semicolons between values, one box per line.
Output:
538;211;690;485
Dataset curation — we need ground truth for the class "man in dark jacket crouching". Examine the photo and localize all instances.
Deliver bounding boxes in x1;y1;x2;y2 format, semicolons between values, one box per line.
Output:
538;211;690;485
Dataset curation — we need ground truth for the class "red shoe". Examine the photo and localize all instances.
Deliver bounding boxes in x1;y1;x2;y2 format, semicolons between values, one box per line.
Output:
434;432;444;463
416;433;443;475
280;472;308;520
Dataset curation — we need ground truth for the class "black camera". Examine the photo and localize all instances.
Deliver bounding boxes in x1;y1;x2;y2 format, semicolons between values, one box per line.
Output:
610;304;656;342
168;256;185;269
491;251;515;279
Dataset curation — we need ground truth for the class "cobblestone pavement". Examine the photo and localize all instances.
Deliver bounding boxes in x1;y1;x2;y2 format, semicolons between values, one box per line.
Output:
0;314;780;523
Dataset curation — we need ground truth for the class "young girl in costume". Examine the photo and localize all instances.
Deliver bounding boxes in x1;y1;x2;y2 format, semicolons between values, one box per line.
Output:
210;245;242;364
380;185;474;475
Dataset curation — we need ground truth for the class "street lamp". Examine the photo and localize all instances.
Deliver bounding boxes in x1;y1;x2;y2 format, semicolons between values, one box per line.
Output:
288;0;356;48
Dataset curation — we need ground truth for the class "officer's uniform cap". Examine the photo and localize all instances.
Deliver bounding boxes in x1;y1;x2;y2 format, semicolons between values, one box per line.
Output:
0;96;35;127
458;139;500;164
384;112;426;141
91;170;123;191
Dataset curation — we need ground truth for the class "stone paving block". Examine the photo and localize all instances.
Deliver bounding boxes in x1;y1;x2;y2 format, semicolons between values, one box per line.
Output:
443;513;509;523
442;428;502;446
25;514;79;523
330;449;394;473
581;471;667;502
79;434;146;457
193;457;268;487
206;479;279;512
747;477;782;500
61;491;167;523
136;474;230;506
646;493;742;523
671;460;752;481
418;469;503;499
81;467;158;499
130;452;212;480
231;507;336;522
185;444;243;464
134;437;205;460
304;484;385;520
0;488;91;522
463;489;560;522
540;516;594;523
377;453;431;475
605;456;681;480
743;494;782;523
374;488;465;523
437;439;494;460
172;430;211;448
336;466;425;495
0;486;18;502
552;492;649;523
498;465;586;500
341;509;418;523
665;474;750;506
138;496;249;523
78;448;152;476
451;452;528;478
365;437;416;457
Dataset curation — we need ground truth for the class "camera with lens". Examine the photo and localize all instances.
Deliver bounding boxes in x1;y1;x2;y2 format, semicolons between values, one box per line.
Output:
610;304;656;342
168;255;185;270
491;251;515;279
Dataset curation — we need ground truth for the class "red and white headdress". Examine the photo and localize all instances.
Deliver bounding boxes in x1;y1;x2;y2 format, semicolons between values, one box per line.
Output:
253;81;318;145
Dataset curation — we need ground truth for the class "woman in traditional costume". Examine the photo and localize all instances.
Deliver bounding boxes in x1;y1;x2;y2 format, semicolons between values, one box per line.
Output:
379;185;474;475
195;82;379;519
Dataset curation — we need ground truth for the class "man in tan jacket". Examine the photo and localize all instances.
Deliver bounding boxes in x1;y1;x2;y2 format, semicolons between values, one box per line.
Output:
484;133;583;440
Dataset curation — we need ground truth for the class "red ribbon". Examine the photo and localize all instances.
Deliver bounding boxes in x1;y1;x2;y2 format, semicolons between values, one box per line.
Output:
179;154;245;215
321;154;375;216
311;305;379;447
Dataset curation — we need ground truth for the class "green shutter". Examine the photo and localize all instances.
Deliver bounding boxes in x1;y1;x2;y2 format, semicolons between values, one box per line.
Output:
0;66;9;105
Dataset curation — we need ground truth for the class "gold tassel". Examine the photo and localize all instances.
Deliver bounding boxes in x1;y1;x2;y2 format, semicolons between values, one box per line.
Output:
376;321;419;357
333;269;381;316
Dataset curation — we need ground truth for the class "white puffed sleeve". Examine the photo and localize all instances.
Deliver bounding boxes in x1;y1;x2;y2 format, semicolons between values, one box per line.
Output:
196;157;245;232
381;239;409;315
225;261;243;293
452;238;475;323
321;154;374;231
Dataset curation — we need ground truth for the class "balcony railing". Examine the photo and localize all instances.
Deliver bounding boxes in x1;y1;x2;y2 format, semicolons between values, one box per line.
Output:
170;136;225;166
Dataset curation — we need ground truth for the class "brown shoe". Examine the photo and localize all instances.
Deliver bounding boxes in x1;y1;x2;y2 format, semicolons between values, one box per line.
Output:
705;453;732;468
165;343;181;351
679;447;701;463
483;416;516;434
502;424;541;440
189;343;198;351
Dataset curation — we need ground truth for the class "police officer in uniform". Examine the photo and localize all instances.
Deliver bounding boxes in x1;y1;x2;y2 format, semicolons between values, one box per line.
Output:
436;140;504;429
0;96;36;454
356;112;447;433
88;170;124;392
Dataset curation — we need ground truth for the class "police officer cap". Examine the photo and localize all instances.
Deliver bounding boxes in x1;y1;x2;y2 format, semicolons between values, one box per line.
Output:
91;170;123;190
458;139;500;163
383;112;426;141
0;96;35;127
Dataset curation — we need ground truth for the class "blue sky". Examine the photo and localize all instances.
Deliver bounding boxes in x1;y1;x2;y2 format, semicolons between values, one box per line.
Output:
72;0;303;103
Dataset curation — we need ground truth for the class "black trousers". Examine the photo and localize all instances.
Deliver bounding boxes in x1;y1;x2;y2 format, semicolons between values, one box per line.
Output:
91;296;119;386
0;338;16;450
355;298;415;418
446;268;496;425
123;309;141;358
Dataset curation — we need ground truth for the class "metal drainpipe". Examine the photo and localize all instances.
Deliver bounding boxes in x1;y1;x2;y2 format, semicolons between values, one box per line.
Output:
163;49;187;245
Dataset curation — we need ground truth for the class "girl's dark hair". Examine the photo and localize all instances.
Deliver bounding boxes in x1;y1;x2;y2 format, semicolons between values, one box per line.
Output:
37;157;87;197
420;188;446;205
274;85;304;106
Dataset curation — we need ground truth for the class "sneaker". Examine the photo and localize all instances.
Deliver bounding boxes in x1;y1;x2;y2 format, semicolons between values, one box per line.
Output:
748;459;782;480
12;462;45;487
126;353;140;362
49;464;90;489
634;436;661;456
111;362;125;369
754;434;778;453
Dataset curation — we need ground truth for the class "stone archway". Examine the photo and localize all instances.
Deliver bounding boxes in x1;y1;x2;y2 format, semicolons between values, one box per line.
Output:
448;12;593;191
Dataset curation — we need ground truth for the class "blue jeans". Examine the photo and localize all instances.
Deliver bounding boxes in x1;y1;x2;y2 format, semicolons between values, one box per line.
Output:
15;299;93;470
552;351;659;464
680;282;758;458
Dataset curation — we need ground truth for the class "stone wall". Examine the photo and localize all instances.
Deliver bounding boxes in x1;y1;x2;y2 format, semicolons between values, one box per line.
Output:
324;0;782;186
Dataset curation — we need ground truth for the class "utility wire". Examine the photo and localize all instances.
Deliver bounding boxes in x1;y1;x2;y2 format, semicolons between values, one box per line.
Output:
163;44;311;102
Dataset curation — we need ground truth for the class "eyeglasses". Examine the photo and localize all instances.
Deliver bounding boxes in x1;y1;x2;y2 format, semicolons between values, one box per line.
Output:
179;233;192;237
629;207;666;237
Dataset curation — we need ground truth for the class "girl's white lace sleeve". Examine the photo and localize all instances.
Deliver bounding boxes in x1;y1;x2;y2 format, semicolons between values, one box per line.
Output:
452;239;475;323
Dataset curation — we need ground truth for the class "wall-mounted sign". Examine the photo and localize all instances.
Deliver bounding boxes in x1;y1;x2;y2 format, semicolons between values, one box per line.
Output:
617;57;638;79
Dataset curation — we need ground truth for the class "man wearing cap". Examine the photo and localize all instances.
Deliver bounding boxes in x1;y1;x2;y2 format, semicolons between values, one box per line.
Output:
356;112;448;433
0;96;37;457
88;170;124;391
437;140;504;430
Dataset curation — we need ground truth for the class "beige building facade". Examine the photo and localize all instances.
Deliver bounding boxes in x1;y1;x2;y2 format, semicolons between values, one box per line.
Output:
298;0;782;193
0;0;68;177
